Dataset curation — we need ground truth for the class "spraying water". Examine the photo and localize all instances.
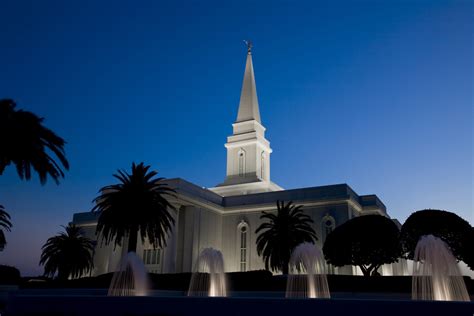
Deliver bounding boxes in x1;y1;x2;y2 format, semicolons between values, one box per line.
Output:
286;243;330;299
412;235;469;301
108;252;150;296
188;248;227;297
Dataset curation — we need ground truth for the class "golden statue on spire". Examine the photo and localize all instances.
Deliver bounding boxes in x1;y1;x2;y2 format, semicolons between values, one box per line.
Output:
243;40;252;54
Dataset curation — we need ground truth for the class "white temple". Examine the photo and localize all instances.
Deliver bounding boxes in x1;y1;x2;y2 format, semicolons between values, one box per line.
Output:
72;45;402;276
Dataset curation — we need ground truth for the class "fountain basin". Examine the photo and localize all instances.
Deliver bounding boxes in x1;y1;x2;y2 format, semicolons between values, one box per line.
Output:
4;294;473;316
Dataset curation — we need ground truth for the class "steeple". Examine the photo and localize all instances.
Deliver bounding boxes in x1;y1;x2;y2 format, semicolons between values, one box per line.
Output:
209;42;283;196
236;44;261;123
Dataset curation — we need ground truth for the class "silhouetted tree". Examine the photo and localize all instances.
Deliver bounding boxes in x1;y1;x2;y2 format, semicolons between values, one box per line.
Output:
0;205;12;251
255;200;317;274
323;215;402;276
92;162;176;254
40;224;94;280
461;227;474;270
400;209;472;262
0;265;21;284
0;99;69;184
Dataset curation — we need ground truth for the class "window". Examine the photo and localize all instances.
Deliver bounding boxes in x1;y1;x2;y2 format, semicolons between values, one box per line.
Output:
260;152;265;179
240;225;247;271
238;221;249;272
143;248;161;265
238;149;245;177
321;214;336;241
321;214;336;274
325;219;334;237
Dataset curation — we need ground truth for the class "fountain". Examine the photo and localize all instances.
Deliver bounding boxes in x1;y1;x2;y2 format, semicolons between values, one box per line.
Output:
286;243;331;299
412;234;469;301
108;252;150;296
187;248;227;297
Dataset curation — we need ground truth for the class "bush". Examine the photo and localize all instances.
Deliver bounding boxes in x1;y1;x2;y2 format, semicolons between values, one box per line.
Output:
0;265;21;285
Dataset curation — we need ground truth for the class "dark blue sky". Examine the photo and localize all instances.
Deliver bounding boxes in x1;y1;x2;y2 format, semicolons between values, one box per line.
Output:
1;0;472;275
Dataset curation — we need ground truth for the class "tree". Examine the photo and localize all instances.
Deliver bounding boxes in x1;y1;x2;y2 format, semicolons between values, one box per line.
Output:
323;215;402;277
40;224;95;280
0;99;69;184
255;200;317;274
400;209;472;262
92;162;176;254
0;205;12;251
461;227;474;270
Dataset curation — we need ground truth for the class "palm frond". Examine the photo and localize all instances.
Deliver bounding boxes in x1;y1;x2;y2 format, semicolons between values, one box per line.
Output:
40;224;94;279
0;205;12;232
255;200;317;273
0;99;69;184
92;162;176;252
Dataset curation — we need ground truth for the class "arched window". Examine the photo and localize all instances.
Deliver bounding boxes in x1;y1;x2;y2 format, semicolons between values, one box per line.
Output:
260;152;265;179
238;149;246;177
324;218;334;237
237;221;249;272
240;226;247;271
321;214;336;274
321;214;336;241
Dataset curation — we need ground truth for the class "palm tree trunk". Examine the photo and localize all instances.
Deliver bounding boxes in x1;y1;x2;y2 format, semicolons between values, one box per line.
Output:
127;228;138;253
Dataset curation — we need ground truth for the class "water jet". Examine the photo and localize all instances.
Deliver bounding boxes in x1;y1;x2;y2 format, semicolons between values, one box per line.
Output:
412;234;469;301
108;252;150;296
187;248;227;297
286;243;330;299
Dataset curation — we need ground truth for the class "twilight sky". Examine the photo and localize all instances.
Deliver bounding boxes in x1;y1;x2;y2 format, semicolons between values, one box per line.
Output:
0;0;472;276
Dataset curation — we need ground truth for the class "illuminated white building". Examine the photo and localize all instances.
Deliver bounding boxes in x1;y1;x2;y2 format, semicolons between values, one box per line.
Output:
72;47;399;276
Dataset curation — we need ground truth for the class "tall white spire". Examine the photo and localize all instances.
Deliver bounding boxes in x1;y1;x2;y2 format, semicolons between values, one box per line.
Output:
236;48;261;123
210;42;283;197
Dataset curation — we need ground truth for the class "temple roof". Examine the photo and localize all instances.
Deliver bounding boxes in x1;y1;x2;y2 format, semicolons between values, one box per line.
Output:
72;178;387;223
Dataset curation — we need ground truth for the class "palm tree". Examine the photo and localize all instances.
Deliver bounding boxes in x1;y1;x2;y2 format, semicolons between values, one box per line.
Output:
255;200;317;274
0;205;12;251
92;162;176;254
0;99;69;184
40;224;95;280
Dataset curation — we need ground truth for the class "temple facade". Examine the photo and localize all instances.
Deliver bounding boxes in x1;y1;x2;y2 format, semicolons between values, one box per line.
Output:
72;47;400;276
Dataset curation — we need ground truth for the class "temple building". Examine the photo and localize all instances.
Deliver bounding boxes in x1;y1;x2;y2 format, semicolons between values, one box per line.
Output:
72;46;401;276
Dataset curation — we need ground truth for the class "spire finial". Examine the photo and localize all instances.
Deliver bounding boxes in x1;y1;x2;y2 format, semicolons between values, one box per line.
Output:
243;40;252;54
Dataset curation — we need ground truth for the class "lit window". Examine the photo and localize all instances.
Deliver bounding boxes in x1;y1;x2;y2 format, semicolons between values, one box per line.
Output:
239;224;248;272
142;248;161;266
